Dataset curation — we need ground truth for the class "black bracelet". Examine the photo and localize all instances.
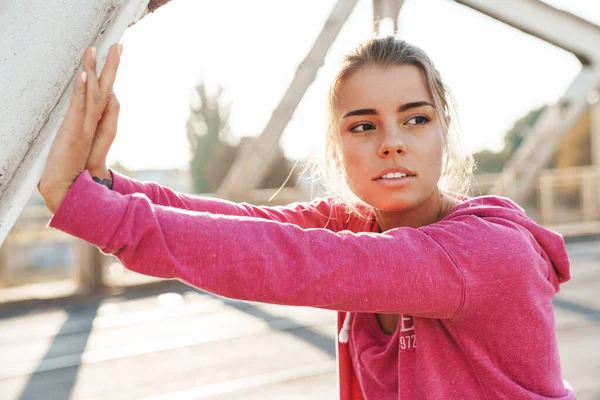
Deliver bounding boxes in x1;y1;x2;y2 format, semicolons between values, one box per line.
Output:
92;176;113;190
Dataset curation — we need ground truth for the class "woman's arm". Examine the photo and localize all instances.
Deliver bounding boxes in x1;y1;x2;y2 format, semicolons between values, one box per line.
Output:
48;170;475;318
108;168;348;231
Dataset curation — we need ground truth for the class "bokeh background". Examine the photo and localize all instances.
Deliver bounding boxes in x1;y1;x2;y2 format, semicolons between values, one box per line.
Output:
1;0;599;399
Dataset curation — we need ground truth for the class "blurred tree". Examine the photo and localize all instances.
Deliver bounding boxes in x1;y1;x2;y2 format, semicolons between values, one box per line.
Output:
186;82;299;195
186;83;231;193
473;105;547;173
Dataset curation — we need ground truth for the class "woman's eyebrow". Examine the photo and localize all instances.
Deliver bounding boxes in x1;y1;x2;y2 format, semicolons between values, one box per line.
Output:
342;101;435;118
342;108;377;118
399;101;435;112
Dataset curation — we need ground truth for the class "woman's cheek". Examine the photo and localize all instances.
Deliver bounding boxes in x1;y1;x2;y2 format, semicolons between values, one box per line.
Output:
423;130;445;183
341;148;367;193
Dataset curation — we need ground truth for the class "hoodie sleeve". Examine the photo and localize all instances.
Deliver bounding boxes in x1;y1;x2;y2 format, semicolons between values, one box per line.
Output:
108;168;346;231
49;170;472;317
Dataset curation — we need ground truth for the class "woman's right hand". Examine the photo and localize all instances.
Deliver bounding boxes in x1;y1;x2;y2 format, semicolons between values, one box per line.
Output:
85;43;123;180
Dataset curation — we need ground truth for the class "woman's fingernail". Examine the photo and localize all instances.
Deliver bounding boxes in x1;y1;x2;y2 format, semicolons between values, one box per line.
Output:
90;47;96;59
81;71;87;83
117;43;123;56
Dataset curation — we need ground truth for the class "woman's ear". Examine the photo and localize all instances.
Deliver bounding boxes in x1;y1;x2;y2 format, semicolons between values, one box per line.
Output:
445;113;452;128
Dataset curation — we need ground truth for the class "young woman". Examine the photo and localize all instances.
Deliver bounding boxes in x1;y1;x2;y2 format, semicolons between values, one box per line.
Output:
38;37;575;399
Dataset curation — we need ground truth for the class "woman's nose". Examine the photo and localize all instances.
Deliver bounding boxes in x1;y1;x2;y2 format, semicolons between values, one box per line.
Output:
379;127;406;157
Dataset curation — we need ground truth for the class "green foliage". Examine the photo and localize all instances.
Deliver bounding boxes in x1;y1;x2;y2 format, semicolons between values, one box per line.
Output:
472;149;507;174
186;83;231;193
473;105;547;173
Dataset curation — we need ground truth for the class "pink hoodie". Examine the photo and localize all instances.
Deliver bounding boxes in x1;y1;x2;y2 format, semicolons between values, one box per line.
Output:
48;169;575;399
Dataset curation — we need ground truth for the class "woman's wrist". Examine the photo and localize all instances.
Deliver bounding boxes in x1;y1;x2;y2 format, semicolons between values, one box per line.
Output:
90;167;113;189
88;166;112;180
91;176;113;190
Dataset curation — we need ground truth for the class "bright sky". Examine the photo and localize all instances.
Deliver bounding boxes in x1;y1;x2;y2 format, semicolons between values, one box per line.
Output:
109;0;600;171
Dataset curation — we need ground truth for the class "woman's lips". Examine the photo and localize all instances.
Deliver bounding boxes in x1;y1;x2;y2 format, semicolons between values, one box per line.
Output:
374;175;415;188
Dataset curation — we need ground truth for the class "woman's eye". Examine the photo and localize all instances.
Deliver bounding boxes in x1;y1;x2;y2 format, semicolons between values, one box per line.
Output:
349;123;375;133
406;116;430;125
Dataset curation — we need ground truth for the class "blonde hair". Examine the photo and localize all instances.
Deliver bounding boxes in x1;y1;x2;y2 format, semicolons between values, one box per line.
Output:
305;36;474;219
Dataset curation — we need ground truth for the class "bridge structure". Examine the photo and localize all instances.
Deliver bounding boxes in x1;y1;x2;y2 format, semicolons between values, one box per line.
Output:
0;2;599;398
1;0;599;292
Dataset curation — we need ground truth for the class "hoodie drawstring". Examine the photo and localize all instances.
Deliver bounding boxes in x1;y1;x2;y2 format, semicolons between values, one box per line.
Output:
338;312;352;343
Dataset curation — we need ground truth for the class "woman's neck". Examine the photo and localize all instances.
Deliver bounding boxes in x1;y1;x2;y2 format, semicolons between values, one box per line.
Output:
374;189;459;232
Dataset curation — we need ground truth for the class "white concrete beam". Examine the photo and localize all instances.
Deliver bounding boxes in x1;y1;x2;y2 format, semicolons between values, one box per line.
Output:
0;0;152;246
216;0;359;200
373;0;405;35
453;0;600;203
490;68;600;202
454;0;600;65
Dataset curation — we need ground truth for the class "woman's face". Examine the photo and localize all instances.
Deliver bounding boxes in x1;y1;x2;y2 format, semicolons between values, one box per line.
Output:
334;65;445;211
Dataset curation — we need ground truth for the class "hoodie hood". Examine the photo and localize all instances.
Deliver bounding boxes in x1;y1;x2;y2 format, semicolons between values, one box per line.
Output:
439;195;571;292
335;194;574;399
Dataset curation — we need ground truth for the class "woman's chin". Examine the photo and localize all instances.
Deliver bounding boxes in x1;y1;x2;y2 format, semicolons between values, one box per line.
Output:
351;184;431;212
365;196;421;212
358;181;439;212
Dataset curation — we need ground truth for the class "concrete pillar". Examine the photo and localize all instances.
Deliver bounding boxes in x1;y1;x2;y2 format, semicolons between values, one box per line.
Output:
538;173;555;225
581;169;597;221
76;241;105;295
